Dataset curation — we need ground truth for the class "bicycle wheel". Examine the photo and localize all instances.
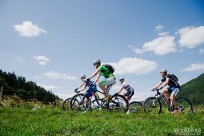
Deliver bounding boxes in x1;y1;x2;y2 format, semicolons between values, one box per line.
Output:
129;101;143;113
143;97;162;114
175;97;193;114
70;94;90;112
62;98;72;111
107;94;129;113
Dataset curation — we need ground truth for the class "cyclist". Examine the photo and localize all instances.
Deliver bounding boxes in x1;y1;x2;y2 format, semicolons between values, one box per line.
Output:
117;77;134;102
88;59;116;100
153;69;180;114
75;74;98;106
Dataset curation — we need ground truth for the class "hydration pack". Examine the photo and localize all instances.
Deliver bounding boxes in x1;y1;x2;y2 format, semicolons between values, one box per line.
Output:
103;64;115;73
170;74;178;82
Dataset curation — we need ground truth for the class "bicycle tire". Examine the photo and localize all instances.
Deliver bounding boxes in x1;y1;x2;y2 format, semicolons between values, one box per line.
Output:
129;101;143;113
143;97;162;114
62;97;72;111
107;94;129;113
70;93;90;112
175;97;193;114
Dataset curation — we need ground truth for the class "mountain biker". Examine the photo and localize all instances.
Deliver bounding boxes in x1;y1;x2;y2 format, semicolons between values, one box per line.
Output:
75;74;98;105
153;69;180;114
117;77;134;101
88;59;116;100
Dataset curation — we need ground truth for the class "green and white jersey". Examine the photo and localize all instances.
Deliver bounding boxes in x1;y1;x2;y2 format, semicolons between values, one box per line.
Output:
98;65;115;78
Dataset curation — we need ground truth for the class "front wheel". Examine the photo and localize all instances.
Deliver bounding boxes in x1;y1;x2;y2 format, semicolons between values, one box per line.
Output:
70;93;90;112
107;94;129;113
175;97;193;114
129;101;143;113
143;97;162;114
62;98;72;111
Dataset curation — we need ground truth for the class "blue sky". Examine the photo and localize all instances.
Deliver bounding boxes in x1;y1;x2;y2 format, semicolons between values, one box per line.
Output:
0;0;204;100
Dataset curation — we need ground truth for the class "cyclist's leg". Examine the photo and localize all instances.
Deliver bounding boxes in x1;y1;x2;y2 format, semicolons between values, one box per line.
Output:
98;77;116;96
127;91;134;101
171;88;180;114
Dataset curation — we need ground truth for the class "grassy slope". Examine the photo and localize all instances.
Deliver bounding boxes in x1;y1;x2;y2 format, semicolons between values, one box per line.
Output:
0;107;204;136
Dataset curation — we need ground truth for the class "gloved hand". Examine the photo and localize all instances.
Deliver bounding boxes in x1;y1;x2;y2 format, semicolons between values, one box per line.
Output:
74;88;78;93
151;88;156;91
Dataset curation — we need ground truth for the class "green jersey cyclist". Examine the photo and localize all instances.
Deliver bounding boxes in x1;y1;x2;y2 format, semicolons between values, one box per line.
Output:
87;59;116;100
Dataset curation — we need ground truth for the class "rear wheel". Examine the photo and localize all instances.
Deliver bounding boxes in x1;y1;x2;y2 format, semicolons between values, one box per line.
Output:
175;97;193;114
70;94;90;112
129;101;143;113
143;97;162;114
107;94;129;113
62;98;71;111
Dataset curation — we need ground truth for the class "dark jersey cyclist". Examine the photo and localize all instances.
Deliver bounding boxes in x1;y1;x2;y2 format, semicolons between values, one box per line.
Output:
88;59;116;99
153;69;180;114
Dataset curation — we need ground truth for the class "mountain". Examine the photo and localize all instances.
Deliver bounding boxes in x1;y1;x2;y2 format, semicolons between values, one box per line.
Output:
179;73;204;105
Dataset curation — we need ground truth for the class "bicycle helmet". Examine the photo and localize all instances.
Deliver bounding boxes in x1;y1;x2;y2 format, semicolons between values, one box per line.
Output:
93;59;101;65
160;69;167;73
80;74;86;79
119;77;124;81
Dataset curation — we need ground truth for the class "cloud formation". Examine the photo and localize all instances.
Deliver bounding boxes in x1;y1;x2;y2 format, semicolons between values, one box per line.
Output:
44;71;77;80
14;21;47;37
182;63;204;72
109;57;158;75
34;55;50;66
131;34;176;55
177;26;204;48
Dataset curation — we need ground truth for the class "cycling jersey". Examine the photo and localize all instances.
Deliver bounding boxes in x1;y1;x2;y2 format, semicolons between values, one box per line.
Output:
122;82;134;92
161;74;180;88
84;80;97;98
99;65;115;78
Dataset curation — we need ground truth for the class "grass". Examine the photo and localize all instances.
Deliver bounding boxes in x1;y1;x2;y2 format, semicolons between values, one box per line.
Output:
0;105;204;136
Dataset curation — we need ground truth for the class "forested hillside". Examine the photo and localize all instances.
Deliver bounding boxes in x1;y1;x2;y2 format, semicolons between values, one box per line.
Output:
0;69;58;104
179;73;204;105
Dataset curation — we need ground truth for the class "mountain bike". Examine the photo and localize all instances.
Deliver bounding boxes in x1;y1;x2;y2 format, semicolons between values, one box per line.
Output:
143;88;193;114
70;82;129;113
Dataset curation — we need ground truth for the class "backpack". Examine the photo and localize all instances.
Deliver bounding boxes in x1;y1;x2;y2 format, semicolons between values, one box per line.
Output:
103;64;115;73
169;74;178;82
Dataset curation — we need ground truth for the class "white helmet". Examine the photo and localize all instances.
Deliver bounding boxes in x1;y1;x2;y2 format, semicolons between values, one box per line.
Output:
119;77;124;81
80;74;86;79
93;59;101;65
160;69;167;73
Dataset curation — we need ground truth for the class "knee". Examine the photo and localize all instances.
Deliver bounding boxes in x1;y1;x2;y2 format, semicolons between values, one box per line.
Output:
170;95;175;100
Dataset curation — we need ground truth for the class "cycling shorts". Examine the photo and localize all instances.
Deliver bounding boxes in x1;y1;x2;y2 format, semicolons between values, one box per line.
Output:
85;88;97;98
99;76;116;86
124;91;134;100
167;86;180;96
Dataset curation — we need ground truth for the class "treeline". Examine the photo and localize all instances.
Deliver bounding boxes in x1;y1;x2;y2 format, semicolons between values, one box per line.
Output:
179;73;204;105
0;69;59;104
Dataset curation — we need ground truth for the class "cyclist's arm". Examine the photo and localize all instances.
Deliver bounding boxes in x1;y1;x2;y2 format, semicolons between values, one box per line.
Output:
155;81;162;89
89;69;100;79
117;86;124;94
77;82;85;89
161;78;170;88
94;73;101;84
79;86;86;92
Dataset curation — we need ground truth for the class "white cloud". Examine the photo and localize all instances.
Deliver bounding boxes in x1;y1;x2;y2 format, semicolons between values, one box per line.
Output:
109;57;158;75
14;57;25;63
34;55;50;66
155;25;164;32
177;26;204;48
132;34;176;55
14;21;47;37
182;63;204;72
38;84;59;90
44;71;77;80
199;49;204;54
